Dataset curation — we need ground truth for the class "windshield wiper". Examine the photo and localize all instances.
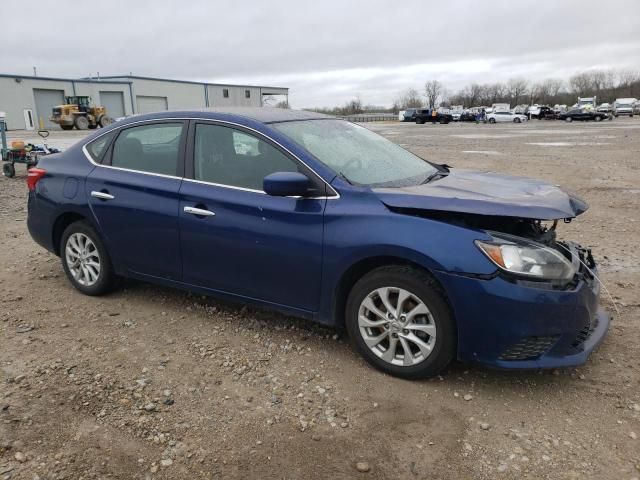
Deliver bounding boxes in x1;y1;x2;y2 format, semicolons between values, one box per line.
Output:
421;170;449;184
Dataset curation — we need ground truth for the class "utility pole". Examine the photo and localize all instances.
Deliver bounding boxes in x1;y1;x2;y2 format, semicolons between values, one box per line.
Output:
33;66;37;77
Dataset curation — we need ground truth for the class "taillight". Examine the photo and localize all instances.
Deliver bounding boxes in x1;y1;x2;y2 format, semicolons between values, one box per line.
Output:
27;167;47;191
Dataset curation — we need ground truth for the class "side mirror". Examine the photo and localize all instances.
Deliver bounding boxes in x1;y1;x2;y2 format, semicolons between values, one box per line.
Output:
263;172;312;197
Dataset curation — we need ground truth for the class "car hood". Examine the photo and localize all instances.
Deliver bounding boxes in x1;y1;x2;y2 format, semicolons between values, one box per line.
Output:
373;169;588;220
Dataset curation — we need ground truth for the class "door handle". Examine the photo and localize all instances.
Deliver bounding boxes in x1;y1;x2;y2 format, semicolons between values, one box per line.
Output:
184;206;215;217
91;191;114;200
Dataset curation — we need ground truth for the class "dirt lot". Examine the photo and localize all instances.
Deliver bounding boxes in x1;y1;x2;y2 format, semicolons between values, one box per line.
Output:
1;118;639;480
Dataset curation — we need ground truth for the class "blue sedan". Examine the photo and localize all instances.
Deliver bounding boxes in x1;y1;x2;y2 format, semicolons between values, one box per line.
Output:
26;108;609;378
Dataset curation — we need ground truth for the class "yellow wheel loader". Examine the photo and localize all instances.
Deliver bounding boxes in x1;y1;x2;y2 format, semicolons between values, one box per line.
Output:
50;96;114;130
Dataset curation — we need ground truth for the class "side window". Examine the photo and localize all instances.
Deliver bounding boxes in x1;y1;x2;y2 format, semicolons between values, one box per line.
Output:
223;88;229;98
194;123;299;191
86;130;117;163
111;123;183;176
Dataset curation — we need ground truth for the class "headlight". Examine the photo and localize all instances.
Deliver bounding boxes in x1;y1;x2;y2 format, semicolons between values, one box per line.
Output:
475;233;576;281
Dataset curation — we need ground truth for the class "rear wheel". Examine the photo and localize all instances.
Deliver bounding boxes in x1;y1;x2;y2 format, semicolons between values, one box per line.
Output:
74;116;89;130
488;118;496;124
345;266;456;379
60;221;116;296
565;117;573;122
595;116;602;122
416;119;425;124
2;162;15;178
514;117;521;123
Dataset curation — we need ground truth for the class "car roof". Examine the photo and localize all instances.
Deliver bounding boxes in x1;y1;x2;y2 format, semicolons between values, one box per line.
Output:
119;108;332;125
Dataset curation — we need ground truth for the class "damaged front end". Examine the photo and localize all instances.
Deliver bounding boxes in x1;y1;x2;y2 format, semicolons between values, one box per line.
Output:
387;206;596;291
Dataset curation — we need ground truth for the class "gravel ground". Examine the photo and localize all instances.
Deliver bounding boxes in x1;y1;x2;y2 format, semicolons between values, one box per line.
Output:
1;118;639;480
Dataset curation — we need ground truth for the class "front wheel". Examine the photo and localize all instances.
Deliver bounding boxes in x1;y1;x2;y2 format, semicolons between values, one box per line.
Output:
514;117;521;123
488;118;496;124
60;221;116;296
595;116;602;122
74;115;89;130
565;117;573;122
345;266;456;379
2;162;15;178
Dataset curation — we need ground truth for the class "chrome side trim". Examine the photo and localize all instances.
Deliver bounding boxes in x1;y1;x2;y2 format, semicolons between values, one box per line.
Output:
81;116;340;199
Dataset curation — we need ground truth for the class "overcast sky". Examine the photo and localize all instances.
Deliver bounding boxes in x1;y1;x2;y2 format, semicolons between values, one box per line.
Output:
2;0;639;108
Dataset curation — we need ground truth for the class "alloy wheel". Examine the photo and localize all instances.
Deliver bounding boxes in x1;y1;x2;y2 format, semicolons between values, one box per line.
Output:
358;287;436;367
65;232;101;286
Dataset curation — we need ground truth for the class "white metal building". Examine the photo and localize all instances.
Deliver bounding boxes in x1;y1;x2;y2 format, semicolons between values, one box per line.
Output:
0;73;289;130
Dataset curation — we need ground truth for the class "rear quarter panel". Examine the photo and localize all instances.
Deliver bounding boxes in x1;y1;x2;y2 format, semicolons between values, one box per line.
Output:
27;145;97;253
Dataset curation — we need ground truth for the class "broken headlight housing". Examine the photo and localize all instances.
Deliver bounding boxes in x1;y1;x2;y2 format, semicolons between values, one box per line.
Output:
475;232;576;281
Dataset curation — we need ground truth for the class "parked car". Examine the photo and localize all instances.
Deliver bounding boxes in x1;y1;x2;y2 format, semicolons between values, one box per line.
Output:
597;103;613;113
528;105;556;120
415;108;453;124
26;108;609;379
486;111;528;123
401;108;419;122
558;108;610;122
459;111;478;122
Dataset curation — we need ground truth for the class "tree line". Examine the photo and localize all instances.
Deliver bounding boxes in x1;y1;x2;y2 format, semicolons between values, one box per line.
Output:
392;69;640;112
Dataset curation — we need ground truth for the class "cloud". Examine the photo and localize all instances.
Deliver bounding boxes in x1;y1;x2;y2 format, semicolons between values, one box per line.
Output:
1;0;638;107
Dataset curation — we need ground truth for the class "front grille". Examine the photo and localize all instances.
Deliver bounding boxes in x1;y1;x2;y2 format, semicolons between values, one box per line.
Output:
571;317;598;350
499;336;559;361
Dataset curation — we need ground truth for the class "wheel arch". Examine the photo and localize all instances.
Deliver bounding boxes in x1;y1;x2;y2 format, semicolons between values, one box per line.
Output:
330;255;452;328
52;211;96;256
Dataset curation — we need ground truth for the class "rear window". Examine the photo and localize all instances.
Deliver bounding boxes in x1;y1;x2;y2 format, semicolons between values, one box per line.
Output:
110;123;184;176
86;130;117;163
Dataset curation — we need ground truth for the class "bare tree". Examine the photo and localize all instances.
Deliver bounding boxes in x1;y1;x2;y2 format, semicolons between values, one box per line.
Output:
507;78;529;105
394;88;423;111
569;73;592;96
343;96;363;115
424;80;443;109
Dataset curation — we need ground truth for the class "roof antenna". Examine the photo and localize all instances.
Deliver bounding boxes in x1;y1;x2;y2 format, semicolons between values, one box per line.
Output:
33;66;37;77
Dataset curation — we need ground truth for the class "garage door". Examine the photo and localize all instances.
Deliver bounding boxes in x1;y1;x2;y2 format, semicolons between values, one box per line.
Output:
100;91;126;119
136;96;168;114
33;89;65;129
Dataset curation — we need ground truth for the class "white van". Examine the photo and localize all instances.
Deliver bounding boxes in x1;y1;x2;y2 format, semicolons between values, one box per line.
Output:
613;98;638;117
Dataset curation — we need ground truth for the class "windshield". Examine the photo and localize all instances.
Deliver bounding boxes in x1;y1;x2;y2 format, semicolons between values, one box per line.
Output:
273;119;438;187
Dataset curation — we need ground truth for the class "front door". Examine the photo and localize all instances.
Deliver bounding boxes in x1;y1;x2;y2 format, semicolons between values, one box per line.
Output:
86;121;187;280
178;122;326;312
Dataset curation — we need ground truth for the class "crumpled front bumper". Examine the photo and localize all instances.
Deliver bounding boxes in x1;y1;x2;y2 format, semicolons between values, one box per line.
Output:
433;257;610;369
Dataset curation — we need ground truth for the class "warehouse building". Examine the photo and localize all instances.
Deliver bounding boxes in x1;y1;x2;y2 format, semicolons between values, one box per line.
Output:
0;73;289;130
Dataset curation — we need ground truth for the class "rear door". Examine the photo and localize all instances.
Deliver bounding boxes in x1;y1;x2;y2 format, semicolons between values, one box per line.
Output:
178;121;327;312
85;120;187;280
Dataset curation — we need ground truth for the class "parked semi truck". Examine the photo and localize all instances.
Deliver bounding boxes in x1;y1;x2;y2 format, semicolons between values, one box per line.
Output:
576;97;597;110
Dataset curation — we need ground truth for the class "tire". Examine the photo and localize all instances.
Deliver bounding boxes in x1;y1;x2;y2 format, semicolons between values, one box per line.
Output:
565;117;573;122
488;118;496;124
74;116;89;130
99;115;114;128
60;221;116;296
345;265;456;379
514;118;521;123
2;162;15;178
416;119;425;125
595;116;602;122
60;125;73;131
